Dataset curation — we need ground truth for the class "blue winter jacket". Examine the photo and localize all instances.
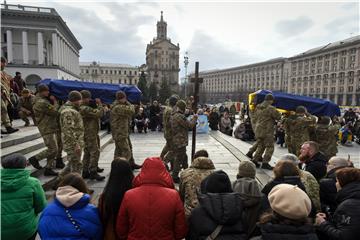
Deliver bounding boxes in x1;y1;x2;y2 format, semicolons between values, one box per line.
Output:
38;194;103;240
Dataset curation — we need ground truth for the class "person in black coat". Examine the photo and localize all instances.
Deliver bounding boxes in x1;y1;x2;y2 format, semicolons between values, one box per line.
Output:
299;141;328;182
209;108;220;131
188;170;247;240
149;100;161;131
319;157;350;214
316;167;360;240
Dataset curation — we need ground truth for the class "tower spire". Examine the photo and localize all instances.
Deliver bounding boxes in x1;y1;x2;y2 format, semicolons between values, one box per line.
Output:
160;11;163;21
156;11;167;40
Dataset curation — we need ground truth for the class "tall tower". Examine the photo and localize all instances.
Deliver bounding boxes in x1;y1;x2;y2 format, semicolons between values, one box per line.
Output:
156;11;167;40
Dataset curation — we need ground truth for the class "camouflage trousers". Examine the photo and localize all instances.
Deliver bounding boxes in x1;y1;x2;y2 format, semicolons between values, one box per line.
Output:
286;134;296;155
162;138;175;169
83;135;100;172
253;135;275;163
18;110;36;125
1;99;11;127
172;146;188;179
114;137;132;161
60;150;82;178
34;133;60;169
248;140;259;155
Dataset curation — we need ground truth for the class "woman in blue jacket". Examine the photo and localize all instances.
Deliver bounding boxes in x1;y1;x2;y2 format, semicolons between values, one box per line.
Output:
39;173;103;240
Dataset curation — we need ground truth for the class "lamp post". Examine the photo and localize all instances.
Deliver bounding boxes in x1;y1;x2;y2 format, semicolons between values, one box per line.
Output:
184;52;189;98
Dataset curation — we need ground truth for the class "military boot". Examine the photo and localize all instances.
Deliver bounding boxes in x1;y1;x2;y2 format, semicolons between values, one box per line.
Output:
24;119;30;127
28;156;42;169
261;163;273;170
55;158;65;169
44;168;58;176
5;126;19;134
246;151;253;159
96;167;104;173
82;170;90;179
131;163;142;170
89;171;105;181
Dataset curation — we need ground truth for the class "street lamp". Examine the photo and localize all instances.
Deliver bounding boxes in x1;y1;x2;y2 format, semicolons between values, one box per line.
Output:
184;52;189;97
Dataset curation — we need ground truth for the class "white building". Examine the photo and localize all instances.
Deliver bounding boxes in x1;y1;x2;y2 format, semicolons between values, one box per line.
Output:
1;3;82;90
79;61;140;85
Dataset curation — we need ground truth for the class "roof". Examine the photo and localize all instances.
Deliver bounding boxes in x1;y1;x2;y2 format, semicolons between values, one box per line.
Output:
80;62;138;68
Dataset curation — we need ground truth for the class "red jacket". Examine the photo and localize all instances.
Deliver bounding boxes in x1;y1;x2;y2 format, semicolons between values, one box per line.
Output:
116;157;188;240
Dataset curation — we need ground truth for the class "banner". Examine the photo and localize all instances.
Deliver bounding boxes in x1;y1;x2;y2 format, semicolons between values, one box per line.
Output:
188;115;209;134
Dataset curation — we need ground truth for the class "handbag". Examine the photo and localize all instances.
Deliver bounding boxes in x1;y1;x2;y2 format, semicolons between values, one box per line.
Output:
206;225;223;240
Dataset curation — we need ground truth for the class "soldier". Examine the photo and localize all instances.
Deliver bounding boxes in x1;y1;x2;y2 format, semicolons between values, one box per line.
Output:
1;57;18;134
251;94;281;170
160;95;179;170
79;90;105;181
58;91;84;178
283;112;297;154
289;106;317;156
111;91;141;169
28;85;61;176
170;100;198;183
18;88;36;126
314;116;340;160
246;103;259;159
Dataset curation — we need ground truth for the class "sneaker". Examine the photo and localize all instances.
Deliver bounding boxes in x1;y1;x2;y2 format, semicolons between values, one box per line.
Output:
55;158;65;169
89;171;105;181
28;156;42;170
5;127;19;134
261;163;273;170
96;167;104;173
246;152;253;159
44;168;58;176
82;170;90;179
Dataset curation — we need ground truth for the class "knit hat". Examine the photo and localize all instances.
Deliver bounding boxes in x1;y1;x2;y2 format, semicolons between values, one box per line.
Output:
116;90;126;100
264;94;274;101
1;153;27;169
37;84;49;93
238;160;256;178
268;183;311;220
68;91;82;102
176;100;186;112
200;170;233;194
80;90;91;99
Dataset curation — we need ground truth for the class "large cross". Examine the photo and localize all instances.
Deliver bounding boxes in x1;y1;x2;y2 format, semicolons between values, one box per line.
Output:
190;62;203;161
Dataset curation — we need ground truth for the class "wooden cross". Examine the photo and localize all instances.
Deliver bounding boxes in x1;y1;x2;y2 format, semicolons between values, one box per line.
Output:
190;62;203;161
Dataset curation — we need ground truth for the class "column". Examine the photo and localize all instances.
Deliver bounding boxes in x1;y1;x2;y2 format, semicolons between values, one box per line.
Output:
37;32;44;65
57;36;62;67
52;33;58;65
6;29;13;63
22;31;29;64
60;38;64;68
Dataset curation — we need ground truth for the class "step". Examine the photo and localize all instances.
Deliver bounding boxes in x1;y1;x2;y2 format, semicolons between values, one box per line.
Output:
1;137;45;158
1;128;41;148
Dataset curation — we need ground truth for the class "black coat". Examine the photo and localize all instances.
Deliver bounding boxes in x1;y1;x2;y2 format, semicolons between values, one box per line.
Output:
317;181;360;240
209;112;220;130
255;222;318;240
304;152;328;181
188;192;247;240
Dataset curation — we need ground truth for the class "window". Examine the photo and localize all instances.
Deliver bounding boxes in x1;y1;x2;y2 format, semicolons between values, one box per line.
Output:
110;70;113;74
129;71;132;76
124;70;127;75
86;69;89;74
105;70;108;74
101;70;104;74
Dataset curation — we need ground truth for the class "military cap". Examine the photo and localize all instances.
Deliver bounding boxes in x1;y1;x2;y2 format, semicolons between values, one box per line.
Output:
116;90;126;100
318;116;331;125
37;84;49;93
68;90;82;102
21;88;30;94
296;106;307;114
176;100;187;112
264;94;274;101
80;90;92;99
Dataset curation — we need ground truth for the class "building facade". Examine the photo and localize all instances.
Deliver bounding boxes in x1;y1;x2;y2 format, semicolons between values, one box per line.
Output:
1;3;82;90
146;11;180;92
193;35;360;106
79;61;140;85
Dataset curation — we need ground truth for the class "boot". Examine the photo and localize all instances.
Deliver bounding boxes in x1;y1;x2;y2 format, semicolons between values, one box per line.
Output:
251;160;261;168
172;176;180;184
89;171;105;181
28;156;42;169
96;167;104;173
5;126;19;134
24;119;30;127
44;168;58;176
55;158;65;169
246;151;253;159
82;170;90;179
131;163;142;170
261;163;273;170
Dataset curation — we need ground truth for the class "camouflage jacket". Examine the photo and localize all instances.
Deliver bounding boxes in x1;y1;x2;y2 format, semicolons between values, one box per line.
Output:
290;114;316;140
170;111;197;148
33;95;60;136
18;95;35;111
254;100;281;138
110;100;135;140
59;102;84;152
300;169;321;211
1;70;11;96
179;157;215;216
163;105;176;140
79;103;104;140
314;123;340;158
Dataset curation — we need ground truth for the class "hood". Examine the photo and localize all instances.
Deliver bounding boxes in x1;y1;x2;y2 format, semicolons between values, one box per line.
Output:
133;157;174;189
336;181;360;203
200;170;233;194
190;157;215;170
198;192;243;224
232;178;262;207
1;169;30;192
55;185;86;208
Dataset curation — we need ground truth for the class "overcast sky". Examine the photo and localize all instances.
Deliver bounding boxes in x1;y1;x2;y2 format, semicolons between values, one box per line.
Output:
8;0;360;76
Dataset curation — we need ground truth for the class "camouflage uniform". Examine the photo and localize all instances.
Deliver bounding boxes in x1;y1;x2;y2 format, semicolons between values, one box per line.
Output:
290;114;316;156
252;100;281;164
170;108;197;180
18;95;36;125
79;103;104;172
179;157;215;217
33;95;61;169
110;100;135;161
161;105;177;167
283;114;297;154
59;102;84;177
247;107;259;157
1;70;12;128
314;122;340;160
300;169;321;211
